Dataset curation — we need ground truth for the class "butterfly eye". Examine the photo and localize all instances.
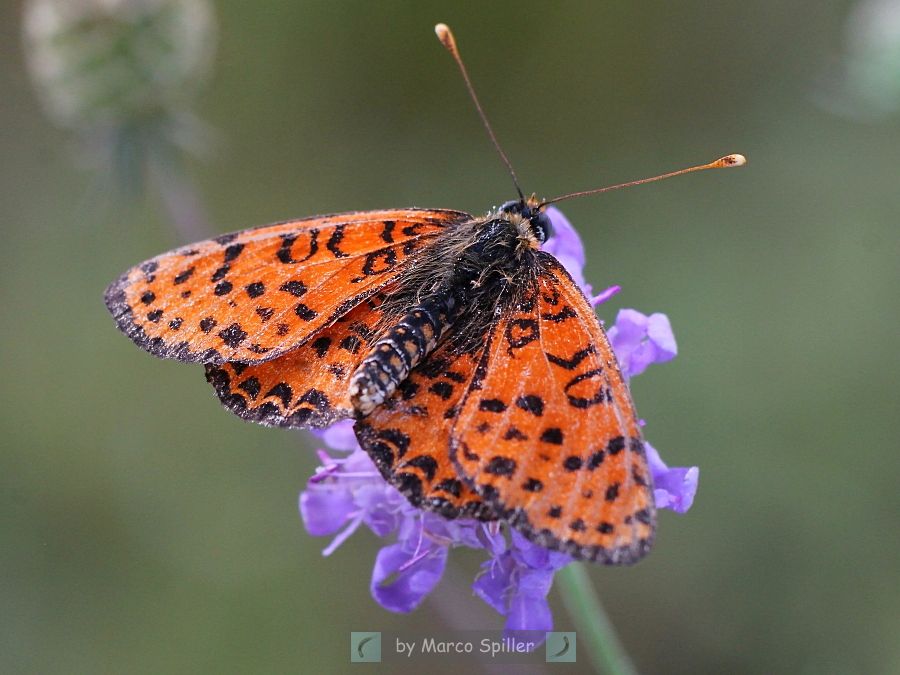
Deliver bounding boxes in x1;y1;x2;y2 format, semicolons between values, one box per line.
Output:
498;201;552;243
530;211;553;244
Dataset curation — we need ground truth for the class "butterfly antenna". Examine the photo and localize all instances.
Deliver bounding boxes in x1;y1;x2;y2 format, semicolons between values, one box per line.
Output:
540;154;747;207
435;23;525;201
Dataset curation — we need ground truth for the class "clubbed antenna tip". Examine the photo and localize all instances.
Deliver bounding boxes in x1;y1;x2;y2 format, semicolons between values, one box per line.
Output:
541;153;748;206
715;154;747;168
434;23;456;54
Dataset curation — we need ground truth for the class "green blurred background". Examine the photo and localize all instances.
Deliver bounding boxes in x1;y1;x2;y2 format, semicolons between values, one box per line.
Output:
2;1;898;673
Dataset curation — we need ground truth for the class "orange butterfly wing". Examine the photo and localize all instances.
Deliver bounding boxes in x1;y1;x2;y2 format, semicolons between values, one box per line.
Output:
450;255;655;563
355;343;496;520
105;209;469;365
205;292;392;428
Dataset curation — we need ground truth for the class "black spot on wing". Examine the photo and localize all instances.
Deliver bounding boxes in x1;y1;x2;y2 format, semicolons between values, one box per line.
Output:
238;376;261;399
218;323;247;348
429;381;454;400
523;478;543;492
214;280;233;296
211;264;230;282
504;318;539;350
355;423;411;469
204;366;346;429
278;231;318;264
485;456;516;477
479;398;507;413
326;224;348;258
246;282;265;298
564;368;611;408
174;267;195;284
515;394;544;416
607;436;625;455
563;456;583;471
540;427;564;445
311;336;332;358
545;345;597;370
434;478;462;498
503;426;528;441
264;382;293;407
224;243;245;262
541;305;577;322
214;233;238;245
402;455;439;481
295;303;318;321
280;280;307;297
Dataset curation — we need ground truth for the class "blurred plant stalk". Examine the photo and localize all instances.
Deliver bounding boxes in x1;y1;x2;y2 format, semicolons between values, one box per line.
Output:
23;0;217;239
814;0;900;119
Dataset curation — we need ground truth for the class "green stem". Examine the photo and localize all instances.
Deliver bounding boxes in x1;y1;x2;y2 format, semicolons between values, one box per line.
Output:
556;563;639;675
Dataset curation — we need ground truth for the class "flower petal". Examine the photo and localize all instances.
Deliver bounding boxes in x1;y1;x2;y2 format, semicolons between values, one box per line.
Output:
506;589;553;633
609;309;677;377
609;308;648;349
591;284;622;306
542;207;592;295
472;555;514;614
312;419;361;451
646;442;699;513
371;542;448;613
299;487;354;536
358;485;406;537
510;529;572;571
647;312;678;361
543;207;586;267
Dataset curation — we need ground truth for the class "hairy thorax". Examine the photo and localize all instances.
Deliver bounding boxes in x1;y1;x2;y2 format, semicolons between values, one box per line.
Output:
349;207;546;415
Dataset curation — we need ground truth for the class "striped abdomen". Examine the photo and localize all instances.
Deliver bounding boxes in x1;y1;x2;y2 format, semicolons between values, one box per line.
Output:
349;295;456;416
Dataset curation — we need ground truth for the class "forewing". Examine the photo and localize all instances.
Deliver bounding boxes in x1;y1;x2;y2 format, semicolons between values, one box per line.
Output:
105;209;469;364
451;255;655;563
355;345;496;520
205;293;390;428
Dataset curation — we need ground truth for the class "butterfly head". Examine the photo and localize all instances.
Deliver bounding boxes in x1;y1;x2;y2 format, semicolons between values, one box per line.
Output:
498;197;553;247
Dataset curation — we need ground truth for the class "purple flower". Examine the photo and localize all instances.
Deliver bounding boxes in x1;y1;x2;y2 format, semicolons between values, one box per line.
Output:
298;206;700;631
299;447;406;555
473;530;571;634
607;309;677;378
371;532;448;613
542;207;592;295
310;418;358;451
299;445;561;626
646;442;699;513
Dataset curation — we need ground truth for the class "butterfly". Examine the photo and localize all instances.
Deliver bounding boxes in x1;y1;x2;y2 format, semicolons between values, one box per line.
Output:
105;24;743;564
